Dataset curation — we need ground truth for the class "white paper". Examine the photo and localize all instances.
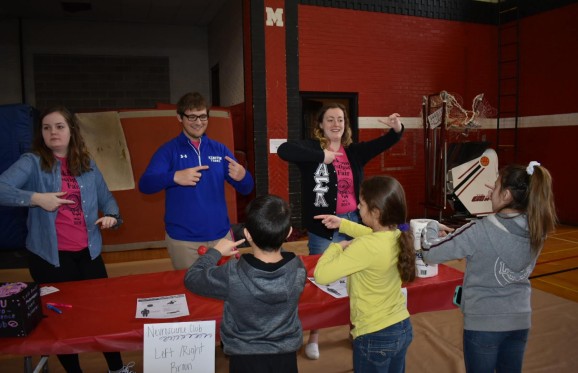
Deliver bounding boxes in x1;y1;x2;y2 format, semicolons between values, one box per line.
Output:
401;287;408;308
136;294;190;319
144;321;215;373
40;286;60;296
308;278;408;305
308;277;348;298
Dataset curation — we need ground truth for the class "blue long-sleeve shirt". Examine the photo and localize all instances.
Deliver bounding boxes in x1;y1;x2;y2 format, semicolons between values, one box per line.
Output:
0;153;120;266
139;132;254;242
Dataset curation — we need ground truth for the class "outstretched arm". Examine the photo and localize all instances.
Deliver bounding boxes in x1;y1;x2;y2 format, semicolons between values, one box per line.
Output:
378;113;403;133
353;115;405;164
277;140;325;163
421;220;476;264
183;248;231;300
315;215;372;238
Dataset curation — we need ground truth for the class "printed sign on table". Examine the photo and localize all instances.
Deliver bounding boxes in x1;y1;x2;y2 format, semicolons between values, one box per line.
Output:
307;277;348;298
143;320;216;373
136;294;189;319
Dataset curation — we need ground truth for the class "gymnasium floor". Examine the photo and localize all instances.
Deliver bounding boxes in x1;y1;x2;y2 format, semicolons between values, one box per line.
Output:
1;225;577;372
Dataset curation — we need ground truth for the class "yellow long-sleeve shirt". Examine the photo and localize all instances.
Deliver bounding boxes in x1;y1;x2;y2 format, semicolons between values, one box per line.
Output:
314;219;409;339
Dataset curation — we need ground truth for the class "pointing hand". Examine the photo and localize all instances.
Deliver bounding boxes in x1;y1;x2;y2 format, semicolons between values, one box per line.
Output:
173;165;209;186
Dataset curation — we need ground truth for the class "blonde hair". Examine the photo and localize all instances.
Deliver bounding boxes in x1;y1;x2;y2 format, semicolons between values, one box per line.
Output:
311;103;353;150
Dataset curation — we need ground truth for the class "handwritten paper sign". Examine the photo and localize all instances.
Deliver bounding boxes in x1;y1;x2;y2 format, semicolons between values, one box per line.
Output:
143;321;216;373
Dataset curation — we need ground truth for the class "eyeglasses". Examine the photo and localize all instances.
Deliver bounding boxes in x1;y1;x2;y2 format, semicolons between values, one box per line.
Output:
180;113;209;122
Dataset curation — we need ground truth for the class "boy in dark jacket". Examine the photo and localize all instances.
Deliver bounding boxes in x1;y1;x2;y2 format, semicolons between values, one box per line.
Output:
184;194;306;373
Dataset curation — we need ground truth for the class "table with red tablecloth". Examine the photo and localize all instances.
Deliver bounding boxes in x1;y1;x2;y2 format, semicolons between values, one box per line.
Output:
0;255;463;356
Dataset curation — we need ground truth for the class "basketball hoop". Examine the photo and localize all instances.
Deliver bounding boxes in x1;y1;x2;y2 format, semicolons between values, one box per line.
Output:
426;91;495;130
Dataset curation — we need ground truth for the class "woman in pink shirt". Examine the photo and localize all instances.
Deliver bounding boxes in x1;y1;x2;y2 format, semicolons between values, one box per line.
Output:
0;106;134;373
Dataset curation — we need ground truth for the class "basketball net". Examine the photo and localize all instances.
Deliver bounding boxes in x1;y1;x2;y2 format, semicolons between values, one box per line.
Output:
427;91;496;129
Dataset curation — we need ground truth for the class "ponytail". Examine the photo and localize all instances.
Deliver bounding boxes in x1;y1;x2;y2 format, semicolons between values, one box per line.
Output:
526;166;557;255
398;229;416;283
500;163;557;255
361;176;416;283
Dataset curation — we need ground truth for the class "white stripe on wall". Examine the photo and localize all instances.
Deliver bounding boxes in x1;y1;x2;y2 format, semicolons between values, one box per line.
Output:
358;112;578;130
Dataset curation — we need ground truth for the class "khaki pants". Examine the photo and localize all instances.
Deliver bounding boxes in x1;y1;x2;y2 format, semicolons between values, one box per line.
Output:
165;231;233;270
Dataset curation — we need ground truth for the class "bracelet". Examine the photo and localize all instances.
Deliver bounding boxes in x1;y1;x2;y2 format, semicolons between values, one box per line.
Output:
104;213;123;228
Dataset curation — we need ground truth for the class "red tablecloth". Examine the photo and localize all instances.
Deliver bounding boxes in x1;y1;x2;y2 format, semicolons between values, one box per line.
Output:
0;255;462;355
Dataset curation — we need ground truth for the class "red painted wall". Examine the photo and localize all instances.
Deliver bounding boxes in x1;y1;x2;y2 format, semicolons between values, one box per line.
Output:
518;5;578;116
297;5;499;220
514;4;578;224
298;6;498;116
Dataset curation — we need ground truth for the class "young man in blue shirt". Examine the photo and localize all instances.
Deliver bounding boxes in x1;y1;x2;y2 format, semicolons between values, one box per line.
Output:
139;92;254;269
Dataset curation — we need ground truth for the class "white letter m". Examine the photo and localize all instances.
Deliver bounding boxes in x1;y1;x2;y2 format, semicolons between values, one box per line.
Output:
265;7;284;27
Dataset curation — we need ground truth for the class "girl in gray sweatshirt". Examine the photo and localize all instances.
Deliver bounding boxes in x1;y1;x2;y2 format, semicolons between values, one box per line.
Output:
421;162;557;373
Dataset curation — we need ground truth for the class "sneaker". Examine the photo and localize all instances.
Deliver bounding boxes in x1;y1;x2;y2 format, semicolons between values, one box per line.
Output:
109;361;136;373
305;342;319;360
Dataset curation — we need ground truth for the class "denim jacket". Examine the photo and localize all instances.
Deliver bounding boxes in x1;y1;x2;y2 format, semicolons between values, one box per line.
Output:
0;153;121;267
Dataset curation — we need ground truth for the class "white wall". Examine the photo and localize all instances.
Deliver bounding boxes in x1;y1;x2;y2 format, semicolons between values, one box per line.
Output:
209;0;245;107
0;18;211;106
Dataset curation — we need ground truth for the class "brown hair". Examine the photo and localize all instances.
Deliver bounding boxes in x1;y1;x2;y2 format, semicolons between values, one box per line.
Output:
360;176;416;283
499;164;557;255
32;106;91;175
311;103;353;150
176;92;208;116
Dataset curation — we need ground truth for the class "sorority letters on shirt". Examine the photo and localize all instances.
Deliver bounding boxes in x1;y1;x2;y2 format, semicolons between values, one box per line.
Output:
312;152;356;213
313;163;329;207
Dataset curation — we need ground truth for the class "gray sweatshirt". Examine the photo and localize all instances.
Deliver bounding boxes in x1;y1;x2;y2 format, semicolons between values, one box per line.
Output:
184;248;306;355
421;214;538;332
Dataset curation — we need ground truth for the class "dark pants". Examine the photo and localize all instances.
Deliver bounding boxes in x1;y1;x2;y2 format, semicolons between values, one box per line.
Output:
28;249;124;373
229;351;298;373
463;329;529;373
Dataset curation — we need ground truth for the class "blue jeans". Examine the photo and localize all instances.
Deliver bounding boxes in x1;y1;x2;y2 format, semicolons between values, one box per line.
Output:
353;318;413;373
308;211;361;255
463;329;529;373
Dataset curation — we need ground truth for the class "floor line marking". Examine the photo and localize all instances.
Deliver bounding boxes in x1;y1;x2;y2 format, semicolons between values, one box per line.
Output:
530;266;578;279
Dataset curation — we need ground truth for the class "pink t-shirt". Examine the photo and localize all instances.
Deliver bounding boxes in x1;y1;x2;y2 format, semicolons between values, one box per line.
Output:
333;146;357;214
55;157;88;251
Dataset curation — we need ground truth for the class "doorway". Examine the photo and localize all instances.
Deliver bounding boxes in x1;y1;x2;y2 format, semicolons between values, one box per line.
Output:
287;92;359;231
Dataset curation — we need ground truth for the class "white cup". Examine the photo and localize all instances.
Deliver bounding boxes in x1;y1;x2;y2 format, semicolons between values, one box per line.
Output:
410;219;438;278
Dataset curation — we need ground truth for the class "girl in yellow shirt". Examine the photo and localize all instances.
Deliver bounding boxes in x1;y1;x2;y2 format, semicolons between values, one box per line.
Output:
314;175;415;373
